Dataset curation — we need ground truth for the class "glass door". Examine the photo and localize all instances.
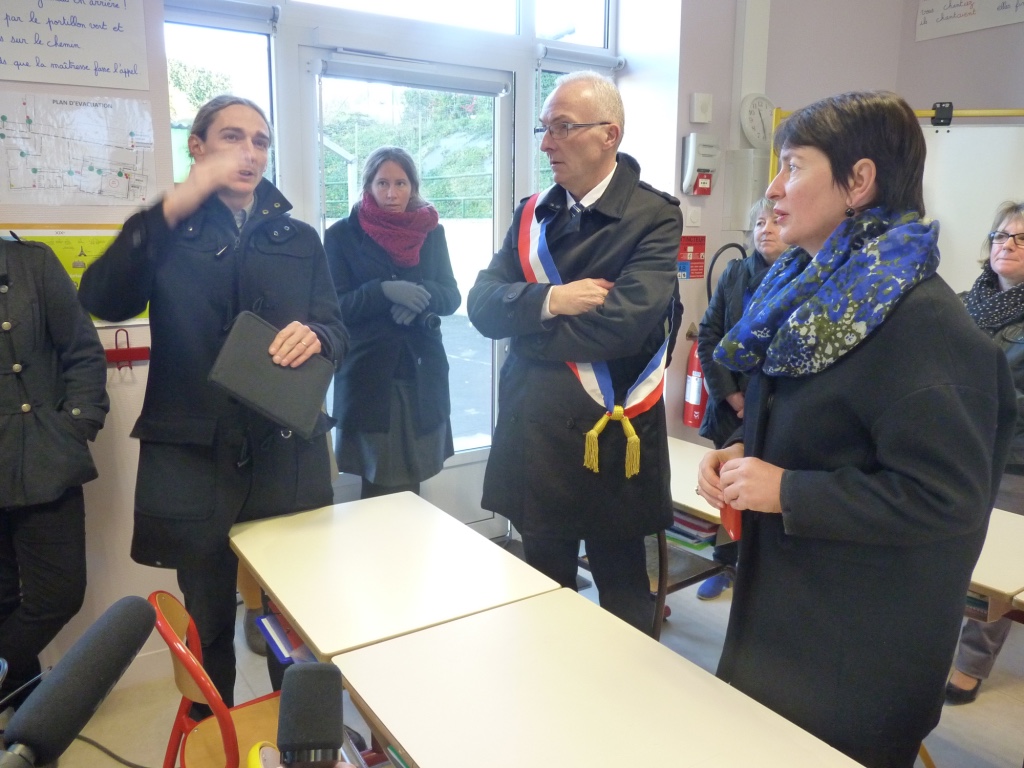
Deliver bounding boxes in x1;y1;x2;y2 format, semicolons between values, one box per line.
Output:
318;68;507;453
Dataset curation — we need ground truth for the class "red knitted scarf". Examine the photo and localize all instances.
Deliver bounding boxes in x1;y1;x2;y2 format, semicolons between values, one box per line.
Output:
356;192;439;268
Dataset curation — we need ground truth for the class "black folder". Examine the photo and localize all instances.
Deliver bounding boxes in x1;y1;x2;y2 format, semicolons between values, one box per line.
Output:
208;311;333;440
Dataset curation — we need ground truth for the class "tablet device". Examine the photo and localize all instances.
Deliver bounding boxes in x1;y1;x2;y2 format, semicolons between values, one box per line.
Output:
208;311;333;440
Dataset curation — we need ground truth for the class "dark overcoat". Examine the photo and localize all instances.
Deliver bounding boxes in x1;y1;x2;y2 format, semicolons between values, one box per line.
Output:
468;154;682;539
0;239;108;508
324;207;460;439
78;180;348;567
717;275;1016;758
697;250;771;447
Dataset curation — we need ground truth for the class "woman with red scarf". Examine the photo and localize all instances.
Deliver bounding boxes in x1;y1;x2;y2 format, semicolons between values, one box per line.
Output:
325;146;460;498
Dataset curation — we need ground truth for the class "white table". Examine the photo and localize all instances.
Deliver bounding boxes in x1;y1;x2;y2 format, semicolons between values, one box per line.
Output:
668;436;721;525
229;493;559;659
971;508;1024;601
336;589;863;768
967;507;1024;621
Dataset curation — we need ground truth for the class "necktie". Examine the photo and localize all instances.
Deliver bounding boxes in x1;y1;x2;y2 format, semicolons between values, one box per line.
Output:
569;203;584;219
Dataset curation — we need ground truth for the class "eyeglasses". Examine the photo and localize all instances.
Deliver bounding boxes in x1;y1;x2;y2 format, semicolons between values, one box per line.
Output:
990;231;1024;247
533;122;611;140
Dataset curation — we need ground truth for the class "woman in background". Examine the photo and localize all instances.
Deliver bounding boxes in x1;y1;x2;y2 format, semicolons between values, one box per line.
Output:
697;91;1015;767
694;197;788;600
325;147;460;499
946;200;1024;704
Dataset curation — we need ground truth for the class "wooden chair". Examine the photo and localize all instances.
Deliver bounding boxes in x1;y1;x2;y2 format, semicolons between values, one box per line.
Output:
577;531;724;640
149;590;280;768
918;743;937;768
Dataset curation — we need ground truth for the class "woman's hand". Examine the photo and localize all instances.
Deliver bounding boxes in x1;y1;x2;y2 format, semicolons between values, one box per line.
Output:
390;304;418;325
719;457;784;513
725;391;745;418
269;321;321;368
696;443;744;508
382;281;431;313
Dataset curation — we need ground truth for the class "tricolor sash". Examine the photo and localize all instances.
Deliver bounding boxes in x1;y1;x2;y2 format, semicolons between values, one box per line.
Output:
517;192;672;478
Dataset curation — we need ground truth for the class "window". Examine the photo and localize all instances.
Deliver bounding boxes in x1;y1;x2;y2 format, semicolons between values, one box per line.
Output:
294;0;516;35
319;74;502;451
537;0;609;47
163;23;274;183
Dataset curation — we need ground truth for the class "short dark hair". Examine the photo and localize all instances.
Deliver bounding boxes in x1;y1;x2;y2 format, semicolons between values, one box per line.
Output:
773;91;926;215
189;95;272;151
361;146;426;208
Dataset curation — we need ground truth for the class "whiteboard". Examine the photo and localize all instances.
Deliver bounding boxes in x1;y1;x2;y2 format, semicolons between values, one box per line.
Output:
915;0;1024;42
922;124;1024;293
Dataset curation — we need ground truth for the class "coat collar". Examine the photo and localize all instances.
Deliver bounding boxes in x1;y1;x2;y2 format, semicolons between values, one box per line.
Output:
204;178;293;228
533;152;642;224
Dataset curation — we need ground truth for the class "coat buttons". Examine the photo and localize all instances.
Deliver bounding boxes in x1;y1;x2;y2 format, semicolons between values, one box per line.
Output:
71;407;82;416
565;418;576;429
1;321;10;331
21;403;31;413
0;285;7;294
12;363;22;373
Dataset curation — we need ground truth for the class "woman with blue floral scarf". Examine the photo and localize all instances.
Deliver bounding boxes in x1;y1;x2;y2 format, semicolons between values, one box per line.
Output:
695;91;1016;768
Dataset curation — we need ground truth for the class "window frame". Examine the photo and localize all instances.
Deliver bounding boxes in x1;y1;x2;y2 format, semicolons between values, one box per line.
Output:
163;0;623;459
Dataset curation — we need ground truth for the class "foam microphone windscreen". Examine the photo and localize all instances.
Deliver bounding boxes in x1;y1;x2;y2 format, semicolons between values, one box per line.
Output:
4;595;155;766
277;662;344;765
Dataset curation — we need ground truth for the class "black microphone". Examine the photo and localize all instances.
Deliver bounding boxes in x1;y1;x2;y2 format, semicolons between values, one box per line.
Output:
0;595;155;768
277;662;344;767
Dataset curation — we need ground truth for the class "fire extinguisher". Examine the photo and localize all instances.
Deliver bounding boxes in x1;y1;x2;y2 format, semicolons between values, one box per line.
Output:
683;341;708;428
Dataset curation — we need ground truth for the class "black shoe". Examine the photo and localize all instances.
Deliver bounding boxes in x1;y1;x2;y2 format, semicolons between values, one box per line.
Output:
944;678;981;705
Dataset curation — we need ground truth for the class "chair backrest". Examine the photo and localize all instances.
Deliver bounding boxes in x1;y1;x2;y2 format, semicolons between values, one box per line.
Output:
150;591;218;706
149;590;241;767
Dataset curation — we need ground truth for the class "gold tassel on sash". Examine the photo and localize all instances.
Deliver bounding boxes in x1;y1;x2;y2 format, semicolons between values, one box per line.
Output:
583;405;641;479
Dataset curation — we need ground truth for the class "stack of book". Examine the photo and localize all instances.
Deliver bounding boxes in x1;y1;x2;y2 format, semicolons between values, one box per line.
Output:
665;510;718;551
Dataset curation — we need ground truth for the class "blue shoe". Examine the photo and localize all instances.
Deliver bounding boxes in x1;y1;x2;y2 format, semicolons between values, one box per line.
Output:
697;570;734;601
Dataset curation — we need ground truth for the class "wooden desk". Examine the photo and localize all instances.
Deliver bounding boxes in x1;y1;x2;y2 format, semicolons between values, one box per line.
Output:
668;436;721;525
229;493;558;659
337;589;862;768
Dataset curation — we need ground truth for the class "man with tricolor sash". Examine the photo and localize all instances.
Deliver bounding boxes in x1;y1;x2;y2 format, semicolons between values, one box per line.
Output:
468;71;683;632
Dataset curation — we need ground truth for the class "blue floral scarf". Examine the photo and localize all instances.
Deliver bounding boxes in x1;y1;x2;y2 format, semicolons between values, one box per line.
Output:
714;208;939;377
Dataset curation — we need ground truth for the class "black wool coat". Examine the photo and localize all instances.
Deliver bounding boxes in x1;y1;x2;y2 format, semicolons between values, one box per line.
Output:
0;239;108;508
324;206;460;440
468;154;683;540
717;275;1016;758
78;180;348;567
697;250;772;448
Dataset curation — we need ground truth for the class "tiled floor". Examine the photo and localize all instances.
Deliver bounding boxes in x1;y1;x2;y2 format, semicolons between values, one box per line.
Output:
58;571;1024;768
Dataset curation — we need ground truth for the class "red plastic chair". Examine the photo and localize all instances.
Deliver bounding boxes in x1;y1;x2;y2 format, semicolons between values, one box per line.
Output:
149;590;280;768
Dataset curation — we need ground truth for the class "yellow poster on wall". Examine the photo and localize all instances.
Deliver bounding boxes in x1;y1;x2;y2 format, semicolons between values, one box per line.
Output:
0;223;148;321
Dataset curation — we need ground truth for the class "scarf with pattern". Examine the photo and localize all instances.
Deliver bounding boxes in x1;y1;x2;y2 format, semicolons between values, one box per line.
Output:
714;207;939;377
356;192;439;268
962;262;1024;331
